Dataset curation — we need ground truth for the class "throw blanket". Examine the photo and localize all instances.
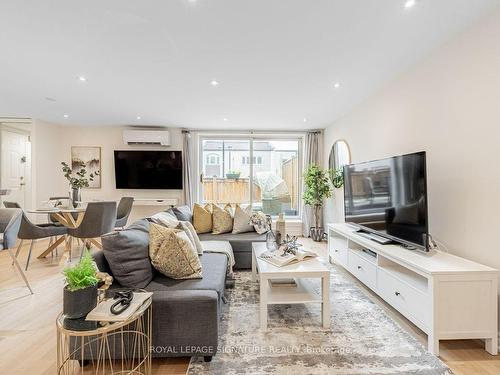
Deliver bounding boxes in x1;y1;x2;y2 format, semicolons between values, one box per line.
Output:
200;240;236;277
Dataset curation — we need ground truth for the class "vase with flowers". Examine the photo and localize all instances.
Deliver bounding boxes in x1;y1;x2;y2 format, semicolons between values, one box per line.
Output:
61;161;100;208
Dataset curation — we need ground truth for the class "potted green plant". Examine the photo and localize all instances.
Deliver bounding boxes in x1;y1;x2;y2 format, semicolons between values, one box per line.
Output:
225;170;241;179
62;251;99;319
61;161;100;208
303;165;333;241
330;167;344;188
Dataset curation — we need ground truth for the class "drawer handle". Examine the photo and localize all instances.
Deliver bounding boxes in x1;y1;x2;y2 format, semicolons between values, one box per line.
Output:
335;249;339;252
357;265;362;270
394;291;401;296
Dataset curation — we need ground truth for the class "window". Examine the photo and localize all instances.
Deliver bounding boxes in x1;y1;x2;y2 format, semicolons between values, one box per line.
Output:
200;137;301;217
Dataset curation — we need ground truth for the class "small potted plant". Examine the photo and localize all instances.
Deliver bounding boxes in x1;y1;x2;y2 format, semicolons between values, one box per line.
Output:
61;161;100;208
225;170;241;179
303;165;333;241
330;167;344;189
63;251;99;319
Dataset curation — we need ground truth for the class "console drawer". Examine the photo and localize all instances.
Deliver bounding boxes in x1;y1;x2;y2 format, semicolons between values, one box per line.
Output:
377;268;430;331
347;250;377;289
330;241;348;266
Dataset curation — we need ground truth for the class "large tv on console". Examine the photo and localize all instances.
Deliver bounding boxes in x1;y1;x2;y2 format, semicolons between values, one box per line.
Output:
343;151;429;251
114;150;183;189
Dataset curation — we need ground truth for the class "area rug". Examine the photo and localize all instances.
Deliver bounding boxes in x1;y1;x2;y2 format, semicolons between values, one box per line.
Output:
188;265;452;375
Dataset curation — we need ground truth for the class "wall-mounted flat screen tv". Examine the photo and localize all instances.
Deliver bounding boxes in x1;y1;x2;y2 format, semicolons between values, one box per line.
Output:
343;151;429;250
114;150;183;189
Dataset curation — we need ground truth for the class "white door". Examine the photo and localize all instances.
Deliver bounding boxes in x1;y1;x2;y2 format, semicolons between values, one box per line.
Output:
0;128;30;208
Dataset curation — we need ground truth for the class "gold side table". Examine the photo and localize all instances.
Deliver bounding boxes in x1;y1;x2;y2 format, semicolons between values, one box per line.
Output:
56;294;152;375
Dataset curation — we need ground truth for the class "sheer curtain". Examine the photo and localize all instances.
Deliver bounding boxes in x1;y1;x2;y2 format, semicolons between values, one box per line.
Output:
182;131;194;208
301;131;322;237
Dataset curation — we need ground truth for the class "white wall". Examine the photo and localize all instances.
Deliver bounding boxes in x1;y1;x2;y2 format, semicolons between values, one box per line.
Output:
32;123;184;223
323;9;500;328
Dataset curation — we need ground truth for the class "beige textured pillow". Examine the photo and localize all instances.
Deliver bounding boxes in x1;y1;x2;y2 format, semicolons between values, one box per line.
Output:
212;204;233;234
193;203;213;234
149;223;202;279
150;211;179;228
179;221;204;255
232;205;255;234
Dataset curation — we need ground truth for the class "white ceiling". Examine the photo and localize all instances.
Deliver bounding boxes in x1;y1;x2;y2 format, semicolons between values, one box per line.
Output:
0;0;499;130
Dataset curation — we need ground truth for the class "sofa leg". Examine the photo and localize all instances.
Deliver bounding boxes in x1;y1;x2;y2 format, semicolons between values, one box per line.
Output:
204;356;213;362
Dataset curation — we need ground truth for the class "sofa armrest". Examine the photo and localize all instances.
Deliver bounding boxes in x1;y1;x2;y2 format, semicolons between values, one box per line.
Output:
150;290;219;357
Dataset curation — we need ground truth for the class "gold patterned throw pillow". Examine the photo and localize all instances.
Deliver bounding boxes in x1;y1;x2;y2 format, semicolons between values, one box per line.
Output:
212;204;233;234
193;203;213;234
149;223;202;279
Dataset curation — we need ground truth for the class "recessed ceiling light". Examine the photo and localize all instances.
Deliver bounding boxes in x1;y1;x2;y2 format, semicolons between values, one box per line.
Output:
63;114;69;118
333;82;341;89
223;118;228;122
404;0;416;9
136;116;142;120
303;118;307;122
78;76;87;82
210;80;219;87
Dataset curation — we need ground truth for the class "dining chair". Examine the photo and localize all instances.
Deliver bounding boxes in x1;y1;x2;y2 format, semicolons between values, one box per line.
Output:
0;208;33;294
115;197;134;229
3;201;21;208
16;211;68;270
67;201;117;258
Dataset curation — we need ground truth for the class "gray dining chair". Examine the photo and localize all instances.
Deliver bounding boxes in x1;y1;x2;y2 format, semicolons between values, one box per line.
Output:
0;208;33;294
3;201;21;208
16;211;68;270
67;201;117;258
115;197;134;229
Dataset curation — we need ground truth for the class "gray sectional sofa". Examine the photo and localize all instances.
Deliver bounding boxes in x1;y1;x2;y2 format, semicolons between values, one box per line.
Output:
92;206;265;361
169;205;267;269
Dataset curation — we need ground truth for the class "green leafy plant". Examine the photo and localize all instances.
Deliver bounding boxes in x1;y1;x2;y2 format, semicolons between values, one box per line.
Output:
61;161;99;189
330;167;344;189
63;251;99;291
303;165;333;228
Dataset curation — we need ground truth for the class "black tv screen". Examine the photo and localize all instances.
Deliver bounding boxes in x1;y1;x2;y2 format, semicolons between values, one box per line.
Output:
343;151;429;250
114;150;183;189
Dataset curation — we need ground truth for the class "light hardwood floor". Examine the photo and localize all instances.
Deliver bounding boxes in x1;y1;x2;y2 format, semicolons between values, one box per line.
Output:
1;238;498;374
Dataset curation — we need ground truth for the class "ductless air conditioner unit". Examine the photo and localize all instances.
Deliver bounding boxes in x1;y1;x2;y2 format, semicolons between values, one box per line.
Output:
123;129;170;146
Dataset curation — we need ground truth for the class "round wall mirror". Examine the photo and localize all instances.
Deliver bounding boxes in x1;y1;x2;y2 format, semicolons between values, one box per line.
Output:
328;140;351;188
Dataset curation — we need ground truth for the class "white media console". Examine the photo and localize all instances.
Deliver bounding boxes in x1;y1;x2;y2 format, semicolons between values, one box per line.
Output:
328;223;498;356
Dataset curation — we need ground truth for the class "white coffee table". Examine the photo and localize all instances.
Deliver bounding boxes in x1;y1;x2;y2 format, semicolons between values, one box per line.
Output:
251;242;331;330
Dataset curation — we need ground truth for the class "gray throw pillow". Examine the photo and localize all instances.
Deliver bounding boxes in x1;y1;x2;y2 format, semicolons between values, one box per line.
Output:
101;219;154;288
172;205;193;222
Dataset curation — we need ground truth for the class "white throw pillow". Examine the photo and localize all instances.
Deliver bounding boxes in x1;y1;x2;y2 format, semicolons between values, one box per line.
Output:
232;205;255;234
179;221;204;255
150;211;179;228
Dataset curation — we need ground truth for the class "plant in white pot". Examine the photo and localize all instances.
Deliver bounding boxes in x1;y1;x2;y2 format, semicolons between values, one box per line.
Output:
303;165;333;241
61;161;99;208
62;251;99;319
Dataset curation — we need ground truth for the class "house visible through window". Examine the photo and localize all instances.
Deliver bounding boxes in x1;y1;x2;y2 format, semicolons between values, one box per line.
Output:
200;137;301;217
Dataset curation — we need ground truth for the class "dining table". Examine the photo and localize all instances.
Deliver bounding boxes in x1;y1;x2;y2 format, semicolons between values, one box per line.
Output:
26;206;96;264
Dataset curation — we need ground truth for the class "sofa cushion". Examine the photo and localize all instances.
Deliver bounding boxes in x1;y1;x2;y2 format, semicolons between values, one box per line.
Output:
212;204;233;234
149;223;202;280
198;231;266;253
101;219;153;288
146;253;227;298
232;205;254;234
179;221;203;255
150;211;179;228
193;203;213;234
172;205;193;223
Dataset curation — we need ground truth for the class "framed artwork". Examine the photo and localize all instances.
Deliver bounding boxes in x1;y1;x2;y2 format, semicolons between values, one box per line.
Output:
71;146;101;188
